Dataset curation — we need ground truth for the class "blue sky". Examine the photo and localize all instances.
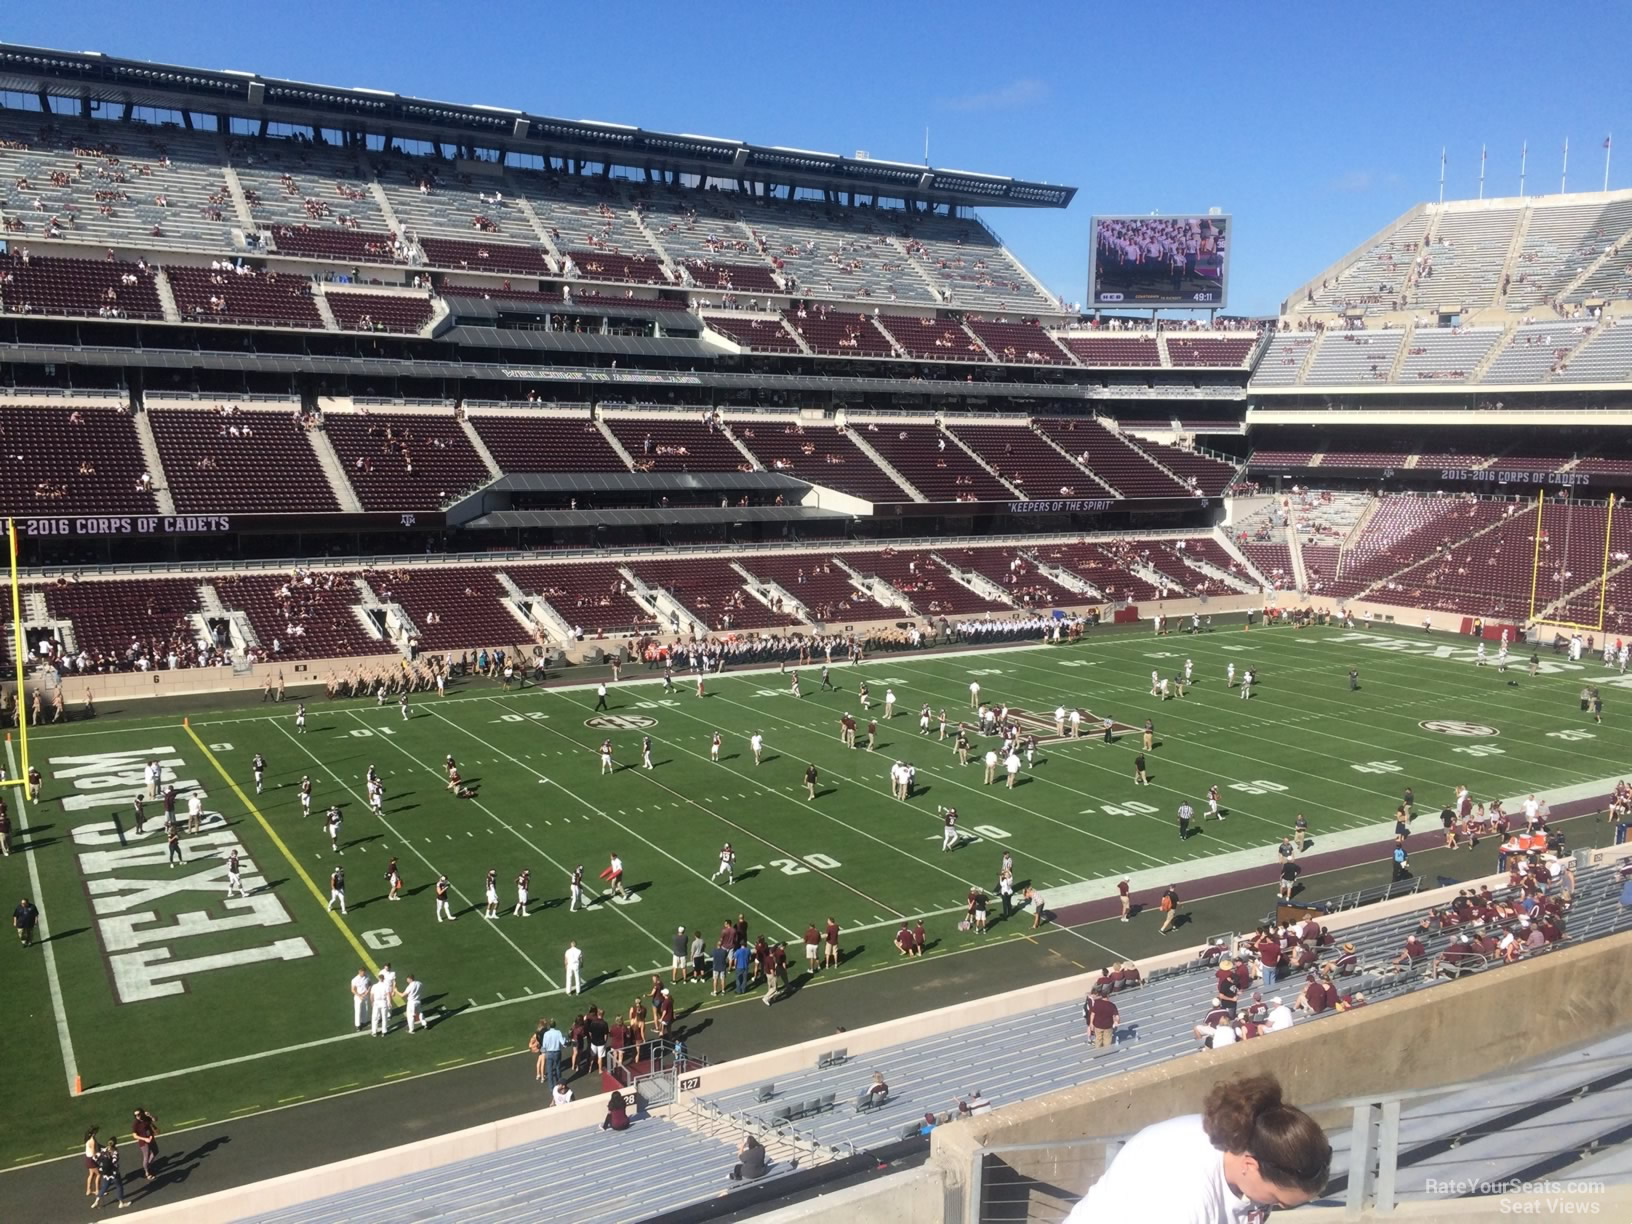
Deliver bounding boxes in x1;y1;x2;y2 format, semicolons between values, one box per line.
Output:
6;2;1627;315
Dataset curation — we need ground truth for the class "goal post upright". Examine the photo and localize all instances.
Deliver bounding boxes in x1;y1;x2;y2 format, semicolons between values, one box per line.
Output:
1527;490;1546;623
1598;493;1617;633
6;519;28;787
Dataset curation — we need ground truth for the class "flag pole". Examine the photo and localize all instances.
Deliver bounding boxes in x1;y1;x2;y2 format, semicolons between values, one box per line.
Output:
1479;144;1486;199
1562;136;1569;193
1438;147;1446;204
1520;140;1528;196
1606;135;1614;193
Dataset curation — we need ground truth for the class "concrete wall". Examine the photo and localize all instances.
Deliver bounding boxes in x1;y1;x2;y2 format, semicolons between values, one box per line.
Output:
30;652;401;705
927;930;1632;1221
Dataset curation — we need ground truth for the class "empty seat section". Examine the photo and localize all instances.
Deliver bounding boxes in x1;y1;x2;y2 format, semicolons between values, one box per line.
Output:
733;423;911;502
702;314;803;352
324;412;490;510
469;414;628;472
965;319;1071;364
505;562;658;636
166;265;323;328
944;423;1094;497
1035;420;1191;497
324;292;433;333
1057;334;1162;366
149;408;340;514
738;554;888;622
0;253;164;320
606;417;749;472
784;308;894;357
363;566;529;652
1165;336;1259;367
627;558;801;630
861;425;1010;501
876;315;985;360
0;406;157;515
944;546;1081;607
843;549;1011;615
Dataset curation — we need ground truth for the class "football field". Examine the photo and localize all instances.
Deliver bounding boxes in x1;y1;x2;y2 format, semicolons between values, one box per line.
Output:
6;623;1628;1168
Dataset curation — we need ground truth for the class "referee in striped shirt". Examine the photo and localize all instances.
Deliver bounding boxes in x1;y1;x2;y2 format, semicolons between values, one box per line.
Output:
1177;801;1194;842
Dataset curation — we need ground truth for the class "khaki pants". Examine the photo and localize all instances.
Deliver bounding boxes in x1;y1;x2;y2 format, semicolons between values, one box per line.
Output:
1092;1026;1114;1048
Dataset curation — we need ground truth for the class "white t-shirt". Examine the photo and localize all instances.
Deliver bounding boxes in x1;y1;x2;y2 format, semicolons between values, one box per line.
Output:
565;946;583;973
1064;1114;1264;1224
1265;1004;1295;1032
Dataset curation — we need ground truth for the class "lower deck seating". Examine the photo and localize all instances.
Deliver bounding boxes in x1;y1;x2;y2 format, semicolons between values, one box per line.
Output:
363;566;531;653
845;549;1012;616
211;572;383;660
505;562;657;636
627;558;802;630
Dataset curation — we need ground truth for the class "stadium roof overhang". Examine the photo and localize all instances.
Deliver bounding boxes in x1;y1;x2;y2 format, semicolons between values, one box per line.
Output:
0;44;1075;211
460;505;849;530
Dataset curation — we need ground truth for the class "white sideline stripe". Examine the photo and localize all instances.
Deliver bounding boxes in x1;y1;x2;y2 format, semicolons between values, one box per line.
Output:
9;738;80;1096
69;913;1077;1103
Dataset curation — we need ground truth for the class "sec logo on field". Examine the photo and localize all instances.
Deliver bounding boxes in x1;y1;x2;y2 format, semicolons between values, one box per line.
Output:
586;714;658;730
1419;720;1499;737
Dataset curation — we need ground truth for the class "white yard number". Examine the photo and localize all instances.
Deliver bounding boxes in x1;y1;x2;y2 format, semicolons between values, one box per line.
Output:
499;712;549;722
208;742;234;752
361;928;401;951
632;700;680;709
770;854;843;876
968;668;1005;677
1229;780;1288;795
1101;801;1158;816
1351;760;1403;774
1055;659;1096;668
971;824;1010;839
1452;745;1506;757
349;727;396;738
1219;645;1254;652
1546;729;1596;742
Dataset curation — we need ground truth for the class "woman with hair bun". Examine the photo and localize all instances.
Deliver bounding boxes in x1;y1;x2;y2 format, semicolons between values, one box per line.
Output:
1065;1073;1330;1222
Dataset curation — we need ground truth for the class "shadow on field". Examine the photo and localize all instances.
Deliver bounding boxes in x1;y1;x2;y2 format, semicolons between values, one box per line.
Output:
132;1134;230;1201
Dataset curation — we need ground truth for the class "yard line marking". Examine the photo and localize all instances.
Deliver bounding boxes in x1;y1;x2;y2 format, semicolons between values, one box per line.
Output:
436;1058;466;1067
183;723;380;975
8;737;80;1098
229;1105;260;1115
273;718;560;990
382;1070;413;1080
276;1095;305;1104
488;1047;513;1055
10;1154;44;1163
170;1118;205;1128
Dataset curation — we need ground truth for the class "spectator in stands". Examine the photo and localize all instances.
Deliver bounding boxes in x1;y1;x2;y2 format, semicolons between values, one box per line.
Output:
729;1133;768;1182
1263;998;1295;1033
857;1072;889;1109
1065;1074;1330;1221
600;1089;631;1132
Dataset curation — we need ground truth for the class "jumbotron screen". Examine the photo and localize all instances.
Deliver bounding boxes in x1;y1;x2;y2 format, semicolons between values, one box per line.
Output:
1087;214;1231;309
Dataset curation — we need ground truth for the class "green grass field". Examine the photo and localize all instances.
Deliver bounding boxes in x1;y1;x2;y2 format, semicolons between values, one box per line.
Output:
6;623;1628;1168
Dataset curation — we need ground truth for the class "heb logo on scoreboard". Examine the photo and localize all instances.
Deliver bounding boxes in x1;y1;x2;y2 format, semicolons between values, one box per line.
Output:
57;747;314;1004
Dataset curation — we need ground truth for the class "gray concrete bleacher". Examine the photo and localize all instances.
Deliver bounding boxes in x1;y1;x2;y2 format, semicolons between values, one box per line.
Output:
1298;216;1429;315
1250;332;1316;386
1506;198;1632;310
1319;1026;1632;1207
1301;329;1406;385
0;114;237;253
1482;320;1596;383
1408;206;1523;310
237;1115;748;1224
1395;325;1503;382
1553;321;1632;382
